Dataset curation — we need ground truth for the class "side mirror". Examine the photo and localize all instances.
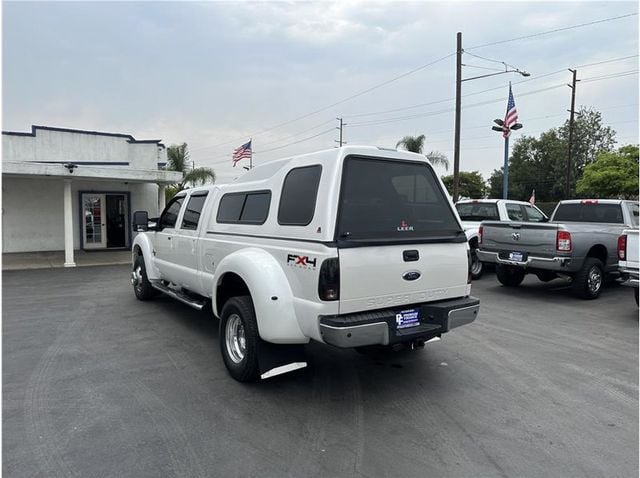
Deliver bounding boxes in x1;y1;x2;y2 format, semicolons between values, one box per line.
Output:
133;211;149;231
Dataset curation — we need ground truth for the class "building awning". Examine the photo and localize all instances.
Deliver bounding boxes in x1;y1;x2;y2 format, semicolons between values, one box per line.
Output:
2;161;183;184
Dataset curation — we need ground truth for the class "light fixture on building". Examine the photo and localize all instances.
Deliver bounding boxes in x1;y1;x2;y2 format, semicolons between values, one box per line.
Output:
63;163;78;173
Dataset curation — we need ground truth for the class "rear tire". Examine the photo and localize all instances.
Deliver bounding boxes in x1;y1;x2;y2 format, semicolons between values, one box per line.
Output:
132;255;158;300
220;296;261;382
470;246;483;280
572;257;604;300
496;265;526;287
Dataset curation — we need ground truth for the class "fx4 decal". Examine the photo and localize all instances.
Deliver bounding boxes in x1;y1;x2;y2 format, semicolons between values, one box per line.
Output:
287;254;317;269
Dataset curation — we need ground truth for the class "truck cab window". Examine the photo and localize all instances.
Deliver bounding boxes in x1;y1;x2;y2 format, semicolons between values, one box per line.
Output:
181;193;208;230
506;204;524;221
523;205;546;222
159;196;185;229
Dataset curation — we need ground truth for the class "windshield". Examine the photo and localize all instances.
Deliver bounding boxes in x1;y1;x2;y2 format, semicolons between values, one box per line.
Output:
553;203;624;223
456;202;499;221
336;156;462;242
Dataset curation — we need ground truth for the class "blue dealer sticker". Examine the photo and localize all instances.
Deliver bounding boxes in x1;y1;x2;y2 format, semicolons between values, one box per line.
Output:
395;308;421;329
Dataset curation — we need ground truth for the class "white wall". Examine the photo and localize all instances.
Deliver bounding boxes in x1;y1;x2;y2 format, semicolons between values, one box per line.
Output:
2;177;161;253
2;128;166;169
3;177;65;252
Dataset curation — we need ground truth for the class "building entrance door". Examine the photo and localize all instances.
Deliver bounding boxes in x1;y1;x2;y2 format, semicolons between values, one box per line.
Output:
82;194;107;249
82;193;129;249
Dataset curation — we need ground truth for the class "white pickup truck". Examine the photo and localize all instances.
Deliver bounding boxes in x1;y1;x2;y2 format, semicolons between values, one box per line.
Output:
618;229;639;305
131;146;479;381
455;199;548;279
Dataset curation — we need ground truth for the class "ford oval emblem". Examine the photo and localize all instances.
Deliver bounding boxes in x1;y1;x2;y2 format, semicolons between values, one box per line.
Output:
402;271;421;281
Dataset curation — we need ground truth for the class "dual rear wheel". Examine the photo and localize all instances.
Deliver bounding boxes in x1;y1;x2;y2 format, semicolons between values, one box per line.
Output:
219;296;261;382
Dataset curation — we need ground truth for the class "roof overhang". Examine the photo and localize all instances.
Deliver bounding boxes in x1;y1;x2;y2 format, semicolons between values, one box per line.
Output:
2;161;182;184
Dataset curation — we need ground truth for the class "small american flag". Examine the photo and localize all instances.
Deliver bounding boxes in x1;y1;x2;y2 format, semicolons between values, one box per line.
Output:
232;140;252;167
503;83;518;138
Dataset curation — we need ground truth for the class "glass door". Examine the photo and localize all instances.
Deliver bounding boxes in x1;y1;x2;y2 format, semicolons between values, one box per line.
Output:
82;194;107;249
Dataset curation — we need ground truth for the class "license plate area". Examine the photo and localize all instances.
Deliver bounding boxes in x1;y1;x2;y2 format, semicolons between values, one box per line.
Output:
508;251;526;262
395;308;421;330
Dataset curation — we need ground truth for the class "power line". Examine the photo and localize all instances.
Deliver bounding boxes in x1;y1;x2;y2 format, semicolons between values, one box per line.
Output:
346;83;567;128
464;51;520;70
466;12;638;50
250;118;335;149
190;53;455;153
581;69;639;83
463;64;507;72
203;127;336;166
344;54;637;121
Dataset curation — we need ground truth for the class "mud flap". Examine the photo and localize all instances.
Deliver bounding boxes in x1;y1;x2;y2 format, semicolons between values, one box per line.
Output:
257;342;307;380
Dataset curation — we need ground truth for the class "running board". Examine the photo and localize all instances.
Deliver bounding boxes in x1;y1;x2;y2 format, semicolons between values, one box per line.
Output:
150;281;207;311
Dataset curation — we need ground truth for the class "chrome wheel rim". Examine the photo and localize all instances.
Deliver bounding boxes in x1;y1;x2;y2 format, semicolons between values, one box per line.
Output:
132;266;143;293
587;266;602;294
225;314;246;363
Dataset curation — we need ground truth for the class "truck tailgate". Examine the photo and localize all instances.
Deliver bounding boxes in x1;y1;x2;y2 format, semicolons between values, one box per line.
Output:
481;221;560;259
624;229;639;269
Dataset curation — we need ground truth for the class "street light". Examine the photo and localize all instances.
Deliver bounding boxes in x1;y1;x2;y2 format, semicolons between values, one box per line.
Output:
492;119;523;199
452;31;530;202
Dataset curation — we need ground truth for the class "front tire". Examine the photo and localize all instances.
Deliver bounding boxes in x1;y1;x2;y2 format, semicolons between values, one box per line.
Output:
132;254;158;300
496;265;526;287
470;246;484;280
572;257;604;300
220;296;261;382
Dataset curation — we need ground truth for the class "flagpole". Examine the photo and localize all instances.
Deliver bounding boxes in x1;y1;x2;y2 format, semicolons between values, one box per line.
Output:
502;135;509;199
249;138;253;170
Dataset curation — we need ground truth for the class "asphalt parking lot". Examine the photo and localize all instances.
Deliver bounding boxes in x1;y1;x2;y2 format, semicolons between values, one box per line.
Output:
3;265;638;477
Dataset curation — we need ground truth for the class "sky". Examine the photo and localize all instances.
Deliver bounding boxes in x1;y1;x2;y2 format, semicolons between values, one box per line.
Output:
3;1;639;184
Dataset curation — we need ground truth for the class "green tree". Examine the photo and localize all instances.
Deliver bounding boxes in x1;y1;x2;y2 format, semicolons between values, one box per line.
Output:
396;134;449;170
441;171;486;199
165;143;216;199
576;145;639;199
559;107;616;177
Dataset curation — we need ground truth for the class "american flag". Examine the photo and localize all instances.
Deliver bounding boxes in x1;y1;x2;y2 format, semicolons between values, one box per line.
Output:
503;83;518;138
232;140;252;167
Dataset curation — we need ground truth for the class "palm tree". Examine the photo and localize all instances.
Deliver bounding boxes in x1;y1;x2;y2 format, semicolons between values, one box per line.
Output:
166;143;216;195
396;134;450;171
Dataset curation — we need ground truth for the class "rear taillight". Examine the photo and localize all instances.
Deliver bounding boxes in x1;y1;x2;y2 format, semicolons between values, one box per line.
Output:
318;258;340;301
467;249;472;284
478;226;483;245
556;230;572;252
618;234;627;260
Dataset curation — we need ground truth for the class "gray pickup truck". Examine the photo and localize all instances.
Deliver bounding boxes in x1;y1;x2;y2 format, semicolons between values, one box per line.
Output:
477;199;639;299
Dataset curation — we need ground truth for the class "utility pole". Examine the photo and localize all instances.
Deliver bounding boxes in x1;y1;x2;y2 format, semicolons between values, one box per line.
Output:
566;69;578;199
453;31;462;202
335;117;344;147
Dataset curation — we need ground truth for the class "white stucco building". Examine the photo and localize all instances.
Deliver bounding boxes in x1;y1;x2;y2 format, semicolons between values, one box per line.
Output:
2;125;182;266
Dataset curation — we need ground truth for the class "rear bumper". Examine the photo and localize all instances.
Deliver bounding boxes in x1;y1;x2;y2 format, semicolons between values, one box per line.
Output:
319;296;479;348
620;268;639;288
477;250;572;271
